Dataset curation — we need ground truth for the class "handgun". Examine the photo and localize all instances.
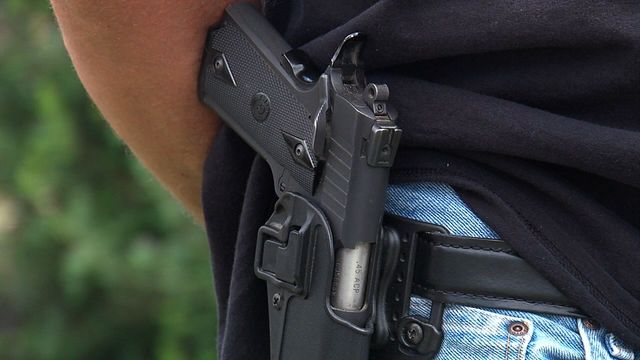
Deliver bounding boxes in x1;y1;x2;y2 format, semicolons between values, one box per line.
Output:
198;4;401;359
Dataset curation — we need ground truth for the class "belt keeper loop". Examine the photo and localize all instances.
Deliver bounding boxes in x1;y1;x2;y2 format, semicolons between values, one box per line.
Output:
372;215;449;357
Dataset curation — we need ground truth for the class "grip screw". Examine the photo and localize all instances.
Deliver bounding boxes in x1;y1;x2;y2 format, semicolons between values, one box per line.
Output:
251;93;271;122
294;144;305;159
272;293;282;310
213;56;224;71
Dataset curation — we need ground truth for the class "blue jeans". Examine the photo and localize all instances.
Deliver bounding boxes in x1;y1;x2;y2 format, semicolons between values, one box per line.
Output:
385;182;639;360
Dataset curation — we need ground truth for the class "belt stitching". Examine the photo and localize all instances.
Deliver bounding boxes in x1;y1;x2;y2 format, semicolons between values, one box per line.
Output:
414;284;571;307
429;241;517;254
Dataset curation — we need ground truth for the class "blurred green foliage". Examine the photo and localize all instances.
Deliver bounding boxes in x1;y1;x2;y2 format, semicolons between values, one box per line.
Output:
0;2;218;359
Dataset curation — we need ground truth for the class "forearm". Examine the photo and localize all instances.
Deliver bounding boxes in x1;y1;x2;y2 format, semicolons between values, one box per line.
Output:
51;0;251;222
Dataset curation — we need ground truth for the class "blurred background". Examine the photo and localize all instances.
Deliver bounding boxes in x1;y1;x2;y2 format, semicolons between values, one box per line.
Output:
0;1;218;359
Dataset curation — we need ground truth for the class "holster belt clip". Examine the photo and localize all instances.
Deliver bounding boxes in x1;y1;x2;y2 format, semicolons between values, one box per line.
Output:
371;214;584;359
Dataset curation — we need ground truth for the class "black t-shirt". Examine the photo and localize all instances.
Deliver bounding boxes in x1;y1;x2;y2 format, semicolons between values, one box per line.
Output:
203;1;640;358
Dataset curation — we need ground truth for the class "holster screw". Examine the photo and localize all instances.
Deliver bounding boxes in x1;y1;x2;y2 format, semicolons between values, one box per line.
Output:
402;322;423;346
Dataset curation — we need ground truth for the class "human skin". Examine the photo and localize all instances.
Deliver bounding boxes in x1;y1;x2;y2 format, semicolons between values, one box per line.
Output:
51;0;258;223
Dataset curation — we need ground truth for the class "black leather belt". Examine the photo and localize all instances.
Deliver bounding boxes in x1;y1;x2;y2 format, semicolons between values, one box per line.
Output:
415;231;581;315
371;215;584;359
386;214;582;315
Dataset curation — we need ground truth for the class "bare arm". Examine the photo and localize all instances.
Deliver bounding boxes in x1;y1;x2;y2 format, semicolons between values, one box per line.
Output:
51;0;256;222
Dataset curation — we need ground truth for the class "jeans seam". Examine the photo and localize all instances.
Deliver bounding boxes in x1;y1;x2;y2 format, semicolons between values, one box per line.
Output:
517;335;525;360
504;332;526;360
578;318;594;360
